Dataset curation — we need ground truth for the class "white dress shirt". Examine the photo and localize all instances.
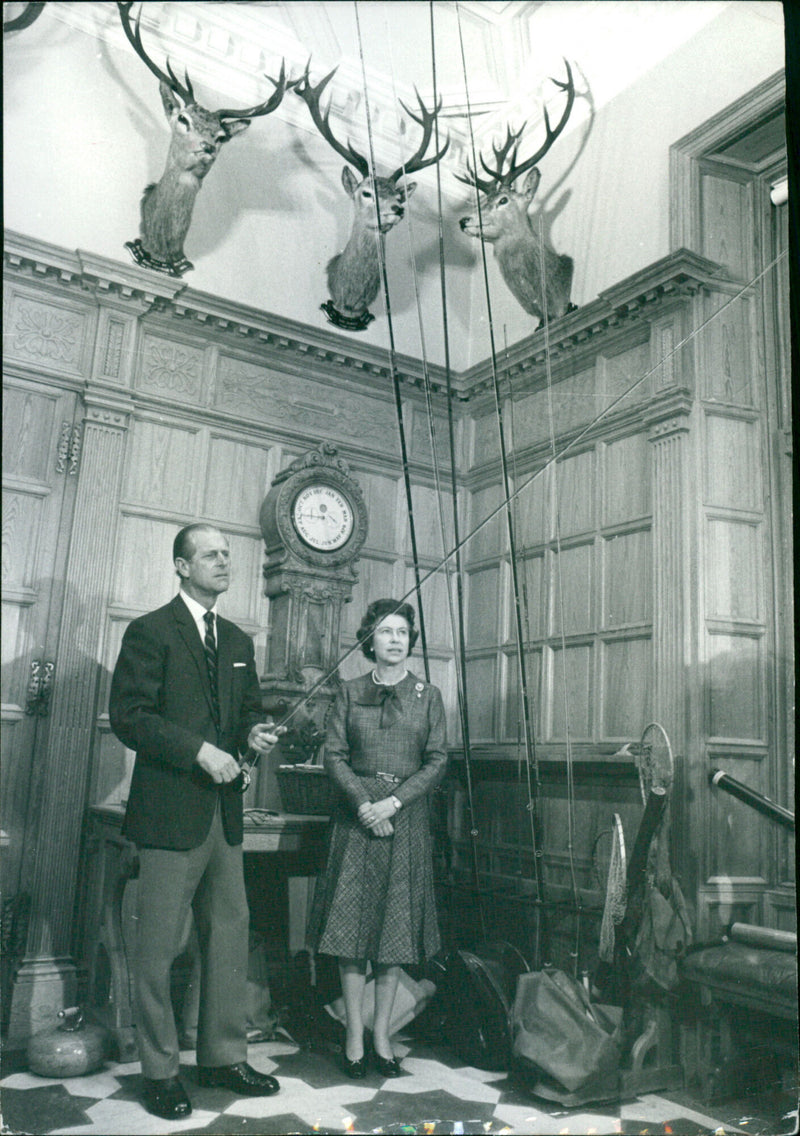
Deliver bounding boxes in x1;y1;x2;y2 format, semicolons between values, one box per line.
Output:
179;589;218;647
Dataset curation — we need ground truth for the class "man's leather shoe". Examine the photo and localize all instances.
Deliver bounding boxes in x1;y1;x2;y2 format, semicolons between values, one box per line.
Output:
140;1076;192;1119
197;1062;280;1096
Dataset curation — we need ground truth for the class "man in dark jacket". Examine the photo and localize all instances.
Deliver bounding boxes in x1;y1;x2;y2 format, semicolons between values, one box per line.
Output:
110;523;283;1120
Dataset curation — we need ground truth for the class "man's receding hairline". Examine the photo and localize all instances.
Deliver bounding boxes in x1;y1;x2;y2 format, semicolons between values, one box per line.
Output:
175;524;227;562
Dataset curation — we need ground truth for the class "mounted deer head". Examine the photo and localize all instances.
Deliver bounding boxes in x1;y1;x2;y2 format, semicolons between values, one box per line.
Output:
294;62;450;331
458;61;576;328
118;1;289;277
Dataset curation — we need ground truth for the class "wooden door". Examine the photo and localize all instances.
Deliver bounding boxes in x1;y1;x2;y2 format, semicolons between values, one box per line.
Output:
1;377;80;904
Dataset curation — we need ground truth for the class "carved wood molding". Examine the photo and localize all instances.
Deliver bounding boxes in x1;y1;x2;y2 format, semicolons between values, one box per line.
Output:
462;249;740;400
4;230;456;404
669;70;786;253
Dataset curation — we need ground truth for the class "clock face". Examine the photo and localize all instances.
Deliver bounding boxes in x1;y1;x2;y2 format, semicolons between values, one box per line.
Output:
292;484;355;551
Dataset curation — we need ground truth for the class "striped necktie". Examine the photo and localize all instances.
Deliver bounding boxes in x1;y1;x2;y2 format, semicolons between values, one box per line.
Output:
203;610;219;722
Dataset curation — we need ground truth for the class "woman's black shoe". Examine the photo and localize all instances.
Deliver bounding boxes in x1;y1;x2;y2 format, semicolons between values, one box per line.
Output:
373;1054;403;1077
343;1055;367;1079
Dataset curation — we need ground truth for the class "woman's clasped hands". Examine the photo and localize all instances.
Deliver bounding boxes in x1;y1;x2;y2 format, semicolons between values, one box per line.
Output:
357;797;397;837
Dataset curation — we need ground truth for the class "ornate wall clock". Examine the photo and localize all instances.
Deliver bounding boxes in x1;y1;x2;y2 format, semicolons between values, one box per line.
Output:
256;444;368;807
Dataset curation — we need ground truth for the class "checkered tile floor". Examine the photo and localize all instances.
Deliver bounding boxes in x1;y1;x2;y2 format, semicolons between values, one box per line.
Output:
2;1036;795;1136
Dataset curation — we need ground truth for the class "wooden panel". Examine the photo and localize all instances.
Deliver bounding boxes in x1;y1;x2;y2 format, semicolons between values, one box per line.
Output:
706;518;762;621
514;554;544;641
123;418;201;515
706;632;764;741
514;466;549;547
3;384;60;483
472;411;501;467
204;434;272;529
707;754;767;881
214;354;397;445
467;566;501;647
701;172;752;280
548;369;598;435
466;657;497;740
510;387;552;449
555;450;595;537
603;434;650;525
548;645;592;740
409;567;456;652
112;517;178;610
702;293;755;405
344;557;397;638
601;637;652;739
604;530;651;628
466;484;506;562
218;531;268;633
137;334;206;405
502;648;541;741
358;471;401;553
598;341;651;414
704;413;762;510
2;491;44;595
400;482;453;562
549;544;593;637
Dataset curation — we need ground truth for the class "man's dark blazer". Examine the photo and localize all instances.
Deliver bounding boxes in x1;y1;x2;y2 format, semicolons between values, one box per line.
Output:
109;593;264;850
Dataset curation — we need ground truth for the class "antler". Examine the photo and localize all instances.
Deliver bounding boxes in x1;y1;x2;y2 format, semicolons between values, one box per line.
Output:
294;62;370;178
456;60;574;193
389;90;450;182
119;1;289;120
216;60;289;121
117;1;194;104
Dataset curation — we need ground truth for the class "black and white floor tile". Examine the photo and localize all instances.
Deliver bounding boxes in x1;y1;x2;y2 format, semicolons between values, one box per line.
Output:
1;1038;796;1135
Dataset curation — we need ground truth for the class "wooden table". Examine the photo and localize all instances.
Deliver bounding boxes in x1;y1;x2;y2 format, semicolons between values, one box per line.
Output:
80;805;329;1061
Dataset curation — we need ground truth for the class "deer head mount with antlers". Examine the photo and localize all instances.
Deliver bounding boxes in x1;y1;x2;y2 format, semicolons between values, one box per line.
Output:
458;60;577;328
118;1;289;277
294;63;450;332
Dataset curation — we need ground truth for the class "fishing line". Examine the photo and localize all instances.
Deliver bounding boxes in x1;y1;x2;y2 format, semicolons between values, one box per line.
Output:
353;0;431;682
538;214;582;977
455;0;547;961
383;0;486;937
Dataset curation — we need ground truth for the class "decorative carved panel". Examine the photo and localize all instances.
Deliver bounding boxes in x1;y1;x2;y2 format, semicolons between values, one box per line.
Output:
4;292;88;375
138;335;205;403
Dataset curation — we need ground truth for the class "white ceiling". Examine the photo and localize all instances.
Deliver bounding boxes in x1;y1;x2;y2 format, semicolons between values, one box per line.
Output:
46;1;779;182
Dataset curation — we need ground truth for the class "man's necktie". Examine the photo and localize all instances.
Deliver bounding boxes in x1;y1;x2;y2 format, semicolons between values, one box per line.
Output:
203;610;219;724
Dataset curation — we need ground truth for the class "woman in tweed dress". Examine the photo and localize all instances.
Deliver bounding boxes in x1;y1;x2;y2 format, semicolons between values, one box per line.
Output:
307;599;447;1078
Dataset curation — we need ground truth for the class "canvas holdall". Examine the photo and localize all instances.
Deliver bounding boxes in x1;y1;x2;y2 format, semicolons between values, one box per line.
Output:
511;967;623;1103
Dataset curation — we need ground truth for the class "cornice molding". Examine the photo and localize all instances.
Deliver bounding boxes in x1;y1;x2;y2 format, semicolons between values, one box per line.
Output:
461;248;740;400
4;232;739;407
3;230;457;403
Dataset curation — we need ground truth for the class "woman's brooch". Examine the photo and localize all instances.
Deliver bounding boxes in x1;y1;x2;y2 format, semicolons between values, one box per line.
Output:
415;682;424;698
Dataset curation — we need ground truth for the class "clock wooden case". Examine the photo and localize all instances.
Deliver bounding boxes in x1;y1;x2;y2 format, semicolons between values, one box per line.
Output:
257;444;368;802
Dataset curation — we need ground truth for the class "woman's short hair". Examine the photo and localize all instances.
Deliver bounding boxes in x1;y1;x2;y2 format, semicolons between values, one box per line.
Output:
357;598;419;661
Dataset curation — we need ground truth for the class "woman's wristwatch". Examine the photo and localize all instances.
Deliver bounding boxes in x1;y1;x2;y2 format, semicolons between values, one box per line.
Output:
390;795;402;812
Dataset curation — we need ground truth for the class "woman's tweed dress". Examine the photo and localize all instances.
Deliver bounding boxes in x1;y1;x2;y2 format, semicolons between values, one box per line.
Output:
307;670;448;965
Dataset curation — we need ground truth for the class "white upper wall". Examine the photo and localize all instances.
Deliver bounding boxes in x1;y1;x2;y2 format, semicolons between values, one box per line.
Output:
3;1;784;370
